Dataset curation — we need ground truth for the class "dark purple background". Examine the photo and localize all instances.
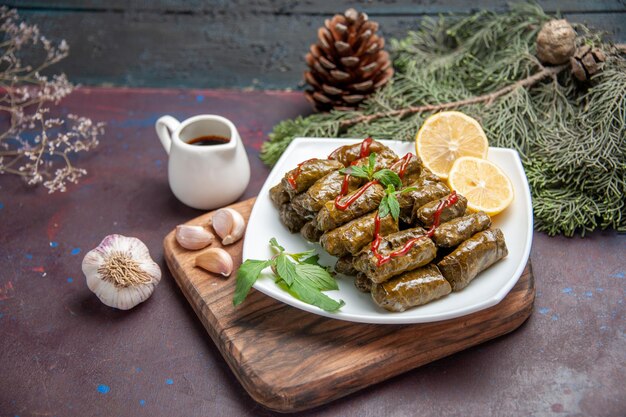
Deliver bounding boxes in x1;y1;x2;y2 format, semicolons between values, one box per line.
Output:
0;88;624;416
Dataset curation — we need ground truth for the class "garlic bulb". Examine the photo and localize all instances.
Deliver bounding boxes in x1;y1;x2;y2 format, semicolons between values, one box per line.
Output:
176;225;214;250
195;248;234;277
211;208;245;245
82;234;161;310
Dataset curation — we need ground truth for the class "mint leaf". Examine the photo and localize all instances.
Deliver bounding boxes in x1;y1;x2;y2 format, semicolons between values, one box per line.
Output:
340;165;370;180
367;152;377;176
275;253;297;286
288;279;345;312
294;263;338;291
398;186;417;195
378;194;391;219
300;254;321;265
233;259;272;306
289;249;316;262
373;169;402;189
388;193;401;222
270;238;284;253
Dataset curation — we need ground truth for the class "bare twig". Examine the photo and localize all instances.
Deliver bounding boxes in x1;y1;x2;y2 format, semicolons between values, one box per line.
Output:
340;63;569;129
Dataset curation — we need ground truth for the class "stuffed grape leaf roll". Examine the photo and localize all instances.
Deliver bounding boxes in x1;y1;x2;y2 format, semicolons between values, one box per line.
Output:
438;228;508;291
300;219;323;242
355;273;373;293
371;264;451;312
433;212;492;248
328;139;397;166
335;255;358;276
319;211;398;257
269;183;290;208
414;193;468;226
316;182;385;232
281;159;344;198
353;228;437;284
279;203;307;233
398;180;450;224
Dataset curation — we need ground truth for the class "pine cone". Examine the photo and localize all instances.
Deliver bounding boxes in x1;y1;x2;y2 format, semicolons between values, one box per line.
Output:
304;8;394;112
570;45;606;82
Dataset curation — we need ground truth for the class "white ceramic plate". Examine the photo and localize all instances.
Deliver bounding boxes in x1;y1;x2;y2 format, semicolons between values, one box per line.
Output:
243;138;533;324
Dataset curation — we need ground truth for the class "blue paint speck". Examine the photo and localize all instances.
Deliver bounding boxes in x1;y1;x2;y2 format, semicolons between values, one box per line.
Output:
562;287;573;294
135;367;141;372
196;95;204;103
600;325;608;331
596;287;604;293
611;272;624;279
165;378;173;385
584;291;593;298
0;313;4;319
122;143;129;150
97;384;110;394
71;248;81;255
139;400;146;406
155;159;162;167
551;314;559;321
25;254;33;260
49;241;58;248
67;277;73;283
538;307;550;315
0;202;4;209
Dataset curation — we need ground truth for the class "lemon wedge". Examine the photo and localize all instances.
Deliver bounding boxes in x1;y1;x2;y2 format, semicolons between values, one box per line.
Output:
448;156;514;216
416;111;488;179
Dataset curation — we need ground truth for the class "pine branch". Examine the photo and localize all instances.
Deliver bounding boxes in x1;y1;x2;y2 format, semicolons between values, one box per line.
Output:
340;63;568;129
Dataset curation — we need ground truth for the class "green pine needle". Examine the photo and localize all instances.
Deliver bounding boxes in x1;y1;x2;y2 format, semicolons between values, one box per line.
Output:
261;3;625;237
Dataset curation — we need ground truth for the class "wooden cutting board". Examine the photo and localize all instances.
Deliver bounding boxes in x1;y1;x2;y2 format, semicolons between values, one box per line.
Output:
163;198;535;413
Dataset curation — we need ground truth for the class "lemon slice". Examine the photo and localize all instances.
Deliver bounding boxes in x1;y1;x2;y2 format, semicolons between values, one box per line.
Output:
416;111;488;179
448;156;514;216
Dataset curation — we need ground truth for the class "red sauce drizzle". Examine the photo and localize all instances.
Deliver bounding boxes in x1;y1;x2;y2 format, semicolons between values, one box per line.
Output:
359;137;374;158
286;158;318;189
328;137;374;160
371;191;458;266
390;153;414;179
334;180;378;210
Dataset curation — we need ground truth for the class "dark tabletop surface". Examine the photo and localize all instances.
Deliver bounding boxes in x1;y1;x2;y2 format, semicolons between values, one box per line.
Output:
0;88;624;417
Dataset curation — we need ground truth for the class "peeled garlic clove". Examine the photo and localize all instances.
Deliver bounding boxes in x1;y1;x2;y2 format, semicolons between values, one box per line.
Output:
175;225;214;250
211;208;245;245
195;247;234;277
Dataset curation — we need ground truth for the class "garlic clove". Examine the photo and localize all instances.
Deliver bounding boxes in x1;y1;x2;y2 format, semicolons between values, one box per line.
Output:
211;208;246;245
195;247;234;277
175;225;214;250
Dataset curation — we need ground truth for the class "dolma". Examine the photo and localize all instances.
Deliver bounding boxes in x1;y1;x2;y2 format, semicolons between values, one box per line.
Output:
398;180;450;224
328;139;397;166
433;212;491;248
438;228;508;291
353;228;436;284
281;159;344;198
269;183;290;208
414;194;468;226
355;273;373;293
390;154;423;186
279;203;307;233
335;256;358;276
316;182;385;232
371;264;451;312
319;211;398;257
300;220;323;242
290;192;318;220
293;170;361;214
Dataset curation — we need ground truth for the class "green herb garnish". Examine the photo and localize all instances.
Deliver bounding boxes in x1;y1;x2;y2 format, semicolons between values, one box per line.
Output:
233;239;345;312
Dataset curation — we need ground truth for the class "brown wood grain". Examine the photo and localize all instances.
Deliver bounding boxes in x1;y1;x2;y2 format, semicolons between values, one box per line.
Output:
163;197;535;413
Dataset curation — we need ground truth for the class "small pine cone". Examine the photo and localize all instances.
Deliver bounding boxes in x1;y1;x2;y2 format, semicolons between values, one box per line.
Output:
304;8;394;112
536;19;577;65
570;45;607;82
